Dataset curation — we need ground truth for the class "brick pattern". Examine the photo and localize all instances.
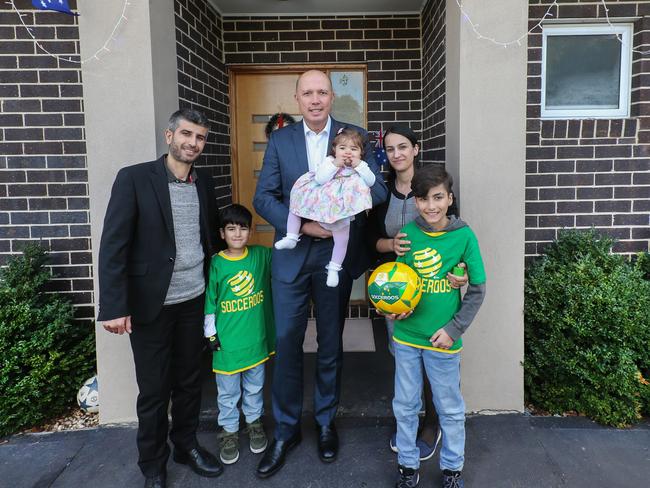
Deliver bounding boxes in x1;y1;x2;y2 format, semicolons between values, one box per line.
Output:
526;1;650;261
174;0;231;208
421;0;446;164
222;14;422;136
0;0;93;319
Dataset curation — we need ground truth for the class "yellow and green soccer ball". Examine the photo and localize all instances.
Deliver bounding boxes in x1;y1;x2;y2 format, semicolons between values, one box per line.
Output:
367;261;422;315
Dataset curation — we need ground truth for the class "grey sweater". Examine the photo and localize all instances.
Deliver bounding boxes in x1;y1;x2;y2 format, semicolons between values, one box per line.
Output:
164;181;205;305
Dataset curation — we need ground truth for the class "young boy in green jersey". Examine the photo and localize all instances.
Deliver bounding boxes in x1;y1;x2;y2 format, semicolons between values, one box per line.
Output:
390;166;486;488
204;204;275;465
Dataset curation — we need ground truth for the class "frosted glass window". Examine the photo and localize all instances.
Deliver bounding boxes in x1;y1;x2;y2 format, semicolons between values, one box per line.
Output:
541;24;632;118
546;35;621;108
331;71;365;128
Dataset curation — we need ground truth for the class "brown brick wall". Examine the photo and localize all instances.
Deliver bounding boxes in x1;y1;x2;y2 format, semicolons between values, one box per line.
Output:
222;14;422;135
174;0;231;208
421;0;446;164
526;1;650;261
0;0;93;319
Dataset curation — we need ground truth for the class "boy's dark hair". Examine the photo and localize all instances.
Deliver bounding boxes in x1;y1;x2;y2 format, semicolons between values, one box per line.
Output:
329;127;365;157
411;165;453;198
219;204;252;229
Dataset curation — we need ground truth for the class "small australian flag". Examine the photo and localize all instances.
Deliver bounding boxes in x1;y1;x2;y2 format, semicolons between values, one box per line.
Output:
373;128;388;169
32;0;78;16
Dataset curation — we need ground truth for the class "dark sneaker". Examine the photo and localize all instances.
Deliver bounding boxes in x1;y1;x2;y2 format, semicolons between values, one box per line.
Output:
396;465;419;488
390;428;442;461
246;418;268;453
217;430;239;465
416;426;442;461
442;470;464;488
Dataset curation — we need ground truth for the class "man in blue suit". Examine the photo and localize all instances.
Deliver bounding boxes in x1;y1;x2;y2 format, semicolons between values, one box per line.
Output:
254;70;388;477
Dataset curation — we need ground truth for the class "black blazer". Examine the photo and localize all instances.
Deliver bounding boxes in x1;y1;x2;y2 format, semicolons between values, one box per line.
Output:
97;156;218;324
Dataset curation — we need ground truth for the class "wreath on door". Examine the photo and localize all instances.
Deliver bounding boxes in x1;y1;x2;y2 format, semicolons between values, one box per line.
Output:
265;113;296;140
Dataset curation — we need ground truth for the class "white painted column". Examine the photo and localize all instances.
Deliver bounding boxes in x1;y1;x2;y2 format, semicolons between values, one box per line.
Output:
79;0;179;423
445;0;527;412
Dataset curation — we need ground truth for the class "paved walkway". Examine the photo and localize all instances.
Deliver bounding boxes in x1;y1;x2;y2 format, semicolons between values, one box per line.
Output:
3;321;649;487
2;414;649;488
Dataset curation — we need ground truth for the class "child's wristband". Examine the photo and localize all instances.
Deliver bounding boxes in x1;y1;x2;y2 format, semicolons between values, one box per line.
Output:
451;265;465;277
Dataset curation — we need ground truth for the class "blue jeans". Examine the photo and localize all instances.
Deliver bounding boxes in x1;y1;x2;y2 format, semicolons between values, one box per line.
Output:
385;317;395;356
215;363;265;432
392;340;465;471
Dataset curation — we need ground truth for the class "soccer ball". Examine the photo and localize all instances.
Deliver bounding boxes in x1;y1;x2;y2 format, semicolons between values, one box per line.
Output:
77;375;99;414
368;261;423;315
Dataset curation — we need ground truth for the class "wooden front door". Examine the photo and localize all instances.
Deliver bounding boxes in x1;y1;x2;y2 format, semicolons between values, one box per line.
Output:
230;66;369;303
230;65;367;248
230;71;301;247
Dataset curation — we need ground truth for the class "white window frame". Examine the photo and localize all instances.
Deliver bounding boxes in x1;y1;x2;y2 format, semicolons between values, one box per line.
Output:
541;23;633;119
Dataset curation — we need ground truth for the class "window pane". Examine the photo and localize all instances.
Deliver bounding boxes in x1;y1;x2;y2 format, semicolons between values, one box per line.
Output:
331;71;365;128
546;35;621;109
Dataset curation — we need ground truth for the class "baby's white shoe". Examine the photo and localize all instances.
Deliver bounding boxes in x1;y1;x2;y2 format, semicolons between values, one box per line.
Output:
274;233;299;250
326;261;343;287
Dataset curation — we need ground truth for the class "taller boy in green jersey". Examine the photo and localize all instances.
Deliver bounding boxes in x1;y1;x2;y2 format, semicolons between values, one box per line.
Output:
204;205;275;466
391;166;486;488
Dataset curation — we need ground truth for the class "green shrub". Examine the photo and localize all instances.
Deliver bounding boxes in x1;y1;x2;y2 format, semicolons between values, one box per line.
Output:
524;229;650;427
636;251;650;281
638;371;650;415
0;244;96;437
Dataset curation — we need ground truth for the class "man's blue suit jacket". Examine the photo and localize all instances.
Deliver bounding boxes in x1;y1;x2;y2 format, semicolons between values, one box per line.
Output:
253;118;388;284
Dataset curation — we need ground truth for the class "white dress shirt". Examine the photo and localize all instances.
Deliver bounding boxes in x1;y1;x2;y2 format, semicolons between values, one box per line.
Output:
303;117;332;172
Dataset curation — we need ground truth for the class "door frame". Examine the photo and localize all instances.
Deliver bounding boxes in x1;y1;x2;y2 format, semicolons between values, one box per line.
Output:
228;64;370;305
227;64;368;205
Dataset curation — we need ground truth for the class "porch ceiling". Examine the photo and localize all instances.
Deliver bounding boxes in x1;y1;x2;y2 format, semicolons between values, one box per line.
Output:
208;0;425;16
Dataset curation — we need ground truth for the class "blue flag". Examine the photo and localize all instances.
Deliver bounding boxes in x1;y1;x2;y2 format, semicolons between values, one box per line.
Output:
32;0;78;16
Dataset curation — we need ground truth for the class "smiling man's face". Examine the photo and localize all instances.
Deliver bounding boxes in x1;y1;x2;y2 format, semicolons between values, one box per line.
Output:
164;119;208;165
295;70;334;133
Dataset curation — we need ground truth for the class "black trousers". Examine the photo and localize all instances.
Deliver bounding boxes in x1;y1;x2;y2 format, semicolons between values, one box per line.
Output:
129;294;205;477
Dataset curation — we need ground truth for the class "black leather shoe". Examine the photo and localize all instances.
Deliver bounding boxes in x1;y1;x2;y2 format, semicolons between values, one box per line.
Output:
317;422;338;463
173;445;223;477
144;472;166;488
256;433;302;478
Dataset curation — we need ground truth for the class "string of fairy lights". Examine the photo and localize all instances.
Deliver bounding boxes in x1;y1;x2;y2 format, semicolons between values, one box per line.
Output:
456;0;650;56
7;0;130;64
599;0;650;55
455;0;558;48
7;0;650;63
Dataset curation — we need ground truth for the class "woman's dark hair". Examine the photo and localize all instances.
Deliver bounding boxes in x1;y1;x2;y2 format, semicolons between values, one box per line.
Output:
219;204;252;229
382;124;420;182
329;127;365;157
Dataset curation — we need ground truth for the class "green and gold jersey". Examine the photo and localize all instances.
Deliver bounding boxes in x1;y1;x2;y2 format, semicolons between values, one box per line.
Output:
395;221;486;353
204;245;275;374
